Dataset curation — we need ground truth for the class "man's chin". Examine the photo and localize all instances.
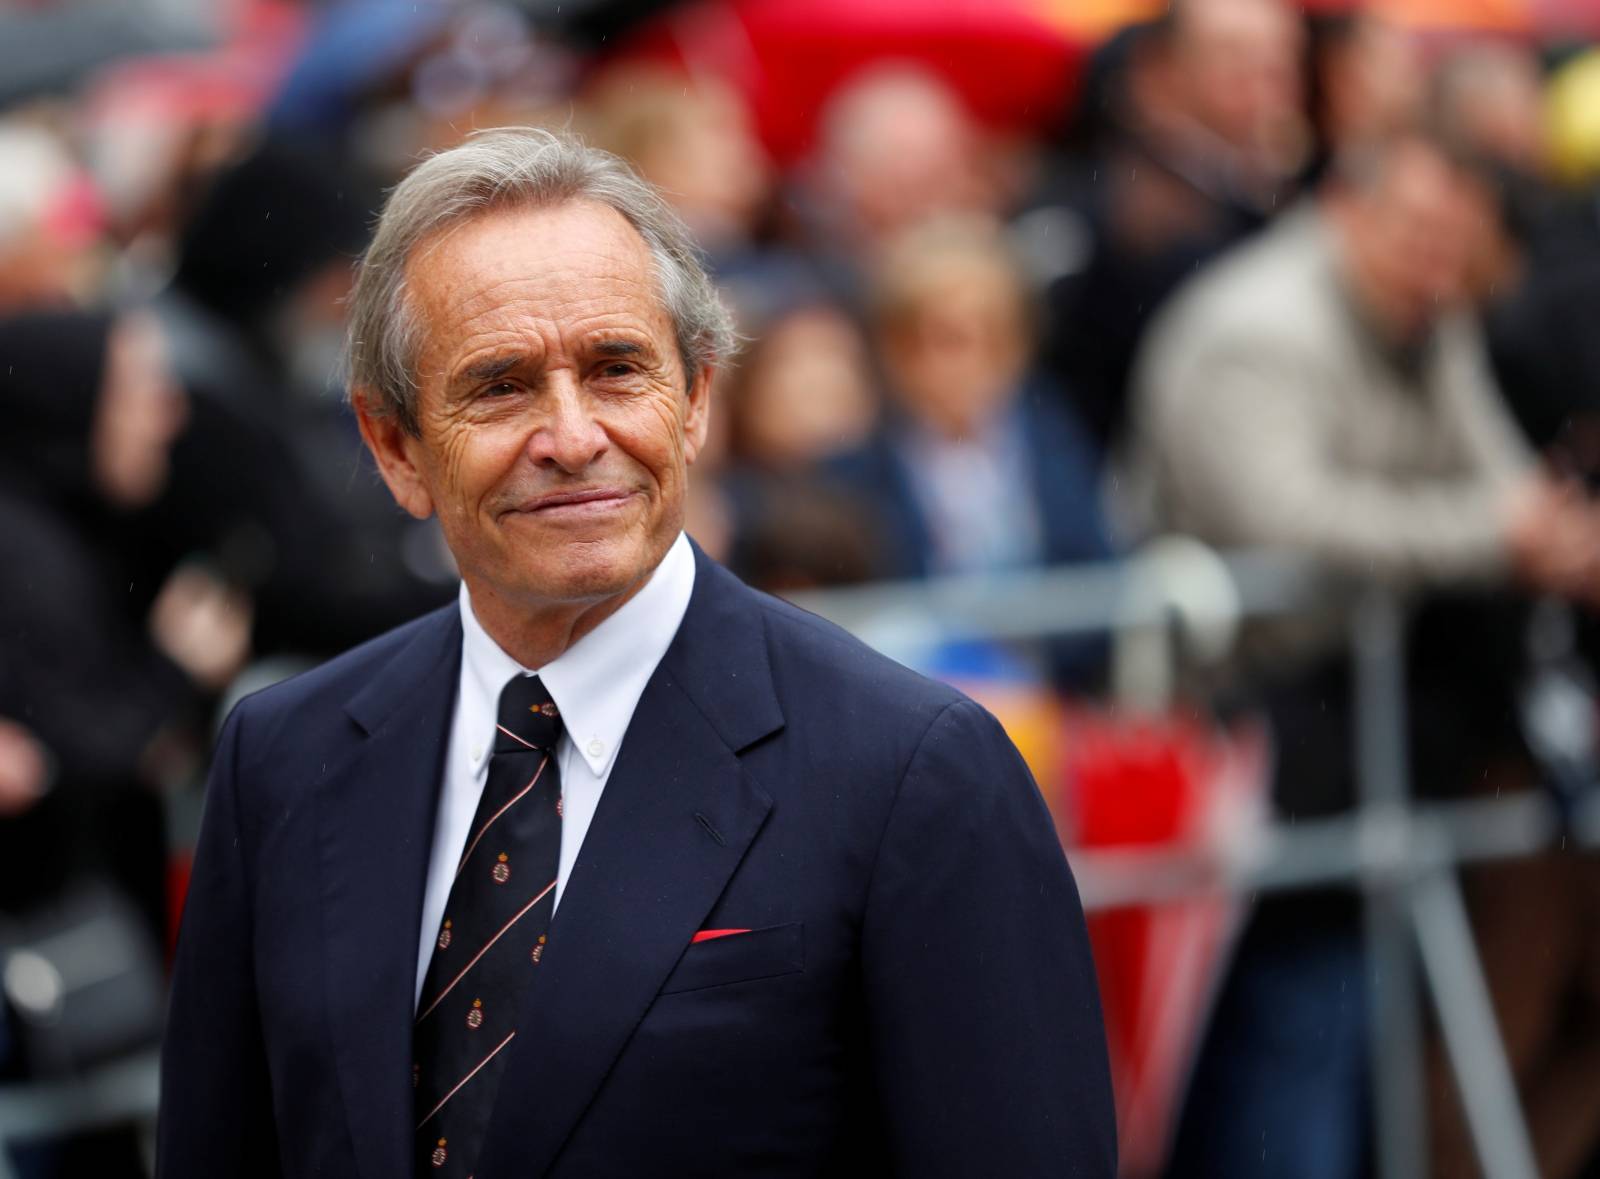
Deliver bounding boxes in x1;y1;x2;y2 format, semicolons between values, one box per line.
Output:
501;543;660;608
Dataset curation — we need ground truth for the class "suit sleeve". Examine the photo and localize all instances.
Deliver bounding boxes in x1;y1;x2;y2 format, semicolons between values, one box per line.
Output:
861;699;1117;1178
157;705;283;1179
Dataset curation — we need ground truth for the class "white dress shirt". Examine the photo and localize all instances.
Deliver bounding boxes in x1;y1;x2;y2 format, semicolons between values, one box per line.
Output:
413;532;696;1007
898;408;1042;576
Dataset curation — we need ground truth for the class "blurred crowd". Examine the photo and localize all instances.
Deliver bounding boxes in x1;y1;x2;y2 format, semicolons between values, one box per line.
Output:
5;0;1600;1174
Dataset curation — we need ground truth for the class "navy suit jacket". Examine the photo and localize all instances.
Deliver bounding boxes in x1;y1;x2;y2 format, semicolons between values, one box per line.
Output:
157;545;1115;1178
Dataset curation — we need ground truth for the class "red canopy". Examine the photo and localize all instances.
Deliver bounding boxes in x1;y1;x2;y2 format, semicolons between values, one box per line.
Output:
604;0;1599;168
604;0;1089;165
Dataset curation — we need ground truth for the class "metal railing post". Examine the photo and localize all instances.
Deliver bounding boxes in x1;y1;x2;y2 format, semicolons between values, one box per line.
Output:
1353;589;1542;1179
1352;589;1429;1179
1411;867;1540;1179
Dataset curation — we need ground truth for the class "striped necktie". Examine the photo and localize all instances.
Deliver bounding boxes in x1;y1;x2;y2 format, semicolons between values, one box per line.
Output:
413;673;563;1175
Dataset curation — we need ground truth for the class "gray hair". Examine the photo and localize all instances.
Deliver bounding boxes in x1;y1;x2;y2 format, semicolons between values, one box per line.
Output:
347;126;736;433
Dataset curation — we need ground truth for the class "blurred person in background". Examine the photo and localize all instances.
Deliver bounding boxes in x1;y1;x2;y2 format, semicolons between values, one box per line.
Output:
148;134;457;658
1132;128;1600;1179
1424;40;1600;1178
162;135;379;410
719;300;881;591
829;216;1111;585
1039;0;1307;451
796;65;1008;304
0;121;103;312
1433;40;1600;473
1133;130;1597;654
724;302;877;477
826;216;1113;688
0;309;251;921
580;64;824;336
1303;9;1424;180
581;67;773;268
1433;39;1549;178
0;307;250;1178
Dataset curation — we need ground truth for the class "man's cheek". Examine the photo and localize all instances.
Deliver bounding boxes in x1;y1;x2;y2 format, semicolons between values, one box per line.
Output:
436;425;478;487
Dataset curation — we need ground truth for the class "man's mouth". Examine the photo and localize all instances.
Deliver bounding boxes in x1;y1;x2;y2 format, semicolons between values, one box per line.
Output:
511;487;634;516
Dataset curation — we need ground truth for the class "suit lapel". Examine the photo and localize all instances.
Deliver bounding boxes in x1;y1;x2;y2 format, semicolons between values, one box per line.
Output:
317;607;462;1179
476;551;784;1179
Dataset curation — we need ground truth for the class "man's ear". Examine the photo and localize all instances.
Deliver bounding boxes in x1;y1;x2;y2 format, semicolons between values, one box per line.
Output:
353;388;436;520
682;364;715;467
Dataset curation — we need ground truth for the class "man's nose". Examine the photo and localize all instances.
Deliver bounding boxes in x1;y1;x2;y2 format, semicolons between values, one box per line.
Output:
527;376;608;473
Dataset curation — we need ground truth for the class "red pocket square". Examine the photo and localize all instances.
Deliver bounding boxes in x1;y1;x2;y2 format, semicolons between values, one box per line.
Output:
691;928;751;944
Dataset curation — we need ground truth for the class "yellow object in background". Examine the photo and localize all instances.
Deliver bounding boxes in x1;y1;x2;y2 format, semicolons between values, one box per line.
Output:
1549;49;1600;186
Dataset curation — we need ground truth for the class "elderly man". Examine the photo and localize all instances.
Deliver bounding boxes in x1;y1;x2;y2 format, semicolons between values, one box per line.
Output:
155;129;1114;1179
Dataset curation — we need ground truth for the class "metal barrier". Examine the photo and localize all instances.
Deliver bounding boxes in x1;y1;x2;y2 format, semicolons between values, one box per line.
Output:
0;545;1578;1178
794;549;1567;1179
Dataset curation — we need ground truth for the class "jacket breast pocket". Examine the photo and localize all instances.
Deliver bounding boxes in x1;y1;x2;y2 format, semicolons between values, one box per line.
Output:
658;922;805;996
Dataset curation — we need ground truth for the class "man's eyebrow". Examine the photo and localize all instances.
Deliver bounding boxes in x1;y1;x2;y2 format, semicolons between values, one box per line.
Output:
460;354;527;383
593;340;645;358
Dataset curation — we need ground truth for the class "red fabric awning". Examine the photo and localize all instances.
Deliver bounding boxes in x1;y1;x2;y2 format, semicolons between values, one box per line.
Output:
602;0;1597;167
604;0;1090;165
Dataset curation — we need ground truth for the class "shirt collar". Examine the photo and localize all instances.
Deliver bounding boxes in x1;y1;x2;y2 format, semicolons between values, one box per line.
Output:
457;532;696;778
899;401;1023;466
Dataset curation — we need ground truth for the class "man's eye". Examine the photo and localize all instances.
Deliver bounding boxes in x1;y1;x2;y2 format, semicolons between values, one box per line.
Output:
482;381;519;397
599;362;637;379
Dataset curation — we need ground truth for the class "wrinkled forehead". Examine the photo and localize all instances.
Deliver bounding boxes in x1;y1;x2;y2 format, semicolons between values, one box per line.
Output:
405;200;657;305
402;200;672;361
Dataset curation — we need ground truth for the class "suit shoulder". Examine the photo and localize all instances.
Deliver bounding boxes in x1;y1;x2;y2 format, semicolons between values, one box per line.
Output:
751;586;967;730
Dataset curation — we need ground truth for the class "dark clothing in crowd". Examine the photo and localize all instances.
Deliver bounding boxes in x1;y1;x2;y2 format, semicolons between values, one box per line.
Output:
0;492;187;925
131;385;452;658
825;379;1112;581
0;313;192;940
1037;138;1282;448
721;469;882;591
170;136;379;354
0;311;112;510
1485;191;1600;463
157;136;455;658
824;380;1112;686
1170;901;1370;1179
0;324;177;1179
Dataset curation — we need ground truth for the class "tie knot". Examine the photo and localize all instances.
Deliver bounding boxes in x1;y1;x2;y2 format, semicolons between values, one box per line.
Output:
495;675;562;753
